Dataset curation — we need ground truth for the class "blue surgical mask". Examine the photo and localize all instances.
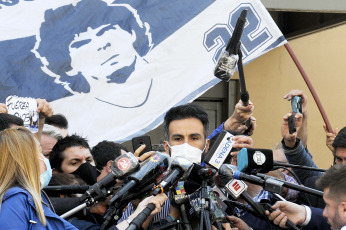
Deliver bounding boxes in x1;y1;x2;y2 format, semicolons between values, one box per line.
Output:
40;157;52;188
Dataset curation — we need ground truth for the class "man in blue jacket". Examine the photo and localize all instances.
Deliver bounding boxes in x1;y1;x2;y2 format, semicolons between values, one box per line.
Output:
266;164;346;230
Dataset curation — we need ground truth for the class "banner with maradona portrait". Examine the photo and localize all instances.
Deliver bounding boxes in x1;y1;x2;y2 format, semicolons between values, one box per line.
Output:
0;0;286;145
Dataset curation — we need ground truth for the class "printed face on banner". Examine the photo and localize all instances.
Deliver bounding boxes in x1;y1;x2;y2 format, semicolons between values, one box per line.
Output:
68;24;138;83
33;0;153;107
0;0;286;144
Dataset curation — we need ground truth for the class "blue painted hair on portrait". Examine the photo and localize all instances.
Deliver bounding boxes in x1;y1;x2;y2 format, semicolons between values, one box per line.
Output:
34;0;152;93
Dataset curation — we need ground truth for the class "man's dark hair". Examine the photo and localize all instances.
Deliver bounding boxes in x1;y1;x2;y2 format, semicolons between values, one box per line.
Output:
45;114;69;129
0;114;24;131
316;164;346;201
49;134;90;172
163;103;209;141
332;126;346;152
48;173;86;197
91;141;129;170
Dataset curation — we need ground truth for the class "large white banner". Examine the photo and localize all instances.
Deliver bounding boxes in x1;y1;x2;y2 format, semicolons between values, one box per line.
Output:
0;0;286;145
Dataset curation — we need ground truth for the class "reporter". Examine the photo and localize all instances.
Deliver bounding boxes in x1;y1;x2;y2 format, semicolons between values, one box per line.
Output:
0;127;77;229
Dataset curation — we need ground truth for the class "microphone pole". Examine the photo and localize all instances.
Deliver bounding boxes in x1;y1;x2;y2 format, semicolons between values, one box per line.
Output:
255;173;324;197
273;161;327;172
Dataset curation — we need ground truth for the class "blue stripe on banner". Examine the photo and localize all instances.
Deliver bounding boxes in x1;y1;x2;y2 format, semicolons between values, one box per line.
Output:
263;35;287;53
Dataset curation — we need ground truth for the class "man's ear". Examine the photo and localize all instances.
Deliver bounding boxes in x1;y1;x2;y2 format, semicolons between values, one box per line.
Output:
163;140;170;155
339;201;346;221
52;168;59;174
205;139;210;152
106;160;113;173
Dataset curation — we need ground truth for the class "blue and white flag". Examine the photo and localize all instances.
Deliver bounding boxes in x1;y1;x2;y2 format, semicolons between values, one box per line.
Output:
0;0;286;145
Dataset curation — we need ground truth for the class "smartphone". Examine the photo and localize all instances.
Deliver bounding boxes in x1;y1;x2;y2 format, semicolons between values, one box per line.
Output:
132;135;152;156
291;96;302;114
288;114;296;134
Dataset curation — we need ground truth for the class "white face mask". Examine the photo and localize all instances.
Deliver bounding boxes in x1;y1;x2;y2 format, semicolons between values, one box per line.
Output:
168;142;206;163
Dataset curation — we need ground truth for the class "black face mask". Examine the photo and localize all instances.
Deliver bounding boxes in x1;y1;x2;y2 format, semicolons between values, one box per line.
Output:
71;162;98;185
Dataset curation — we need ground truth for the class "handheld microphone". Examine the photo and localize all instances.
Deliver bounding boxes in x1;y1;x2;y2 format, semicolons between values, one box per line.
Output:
214;9;247;82
220;164;323;198
237;148;273;173
219;165;300;230
218;165;268;219
102;152;169;230
80;152;140;202
109;152;169;204
184;163;216;187
237;148;327;173
153;156;194;195
204;130;234;169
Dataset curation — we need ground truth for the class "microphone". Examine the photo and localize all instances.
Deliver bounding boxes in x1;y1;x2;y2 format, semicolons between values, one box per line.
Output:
214;9;247;82
80;152;140;203
109;152;169;204
237;148;327;173
219;164;323;198
204;130;234;169
237;148;273;173
219;165;300;230
218;165;267;220
43;185;90;196
101;152;169;230
153;156;194;195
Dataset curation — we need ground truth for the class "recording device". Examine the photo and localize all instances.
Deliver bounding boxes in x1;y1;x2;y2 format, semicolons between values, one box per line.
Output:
80;152;140;203
132;135;152;157
288;114;296;134
237;148;273;173
291;96;302;114
204;130;234;169
214;9;247;82
188;187;227;224
153;157;194;195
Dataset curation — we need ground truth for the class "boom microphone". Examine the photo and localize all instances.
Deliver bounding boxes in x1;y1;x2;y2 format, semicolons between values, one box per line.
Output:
214;9;247;82
153;156;194;195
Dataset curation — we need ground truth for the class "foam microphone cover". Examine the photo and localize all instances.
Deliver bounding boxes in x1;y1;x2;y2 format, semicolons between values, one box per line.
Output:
237;148;273;173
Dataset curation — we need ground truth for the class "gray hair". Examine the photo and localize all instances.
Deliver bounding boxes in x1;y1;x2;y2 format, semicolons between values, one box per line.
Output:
42;124;63;140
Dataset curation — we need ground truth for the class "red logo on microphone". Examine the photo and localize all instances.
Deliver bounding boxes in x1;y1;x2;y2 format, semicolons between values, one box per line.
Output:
232;181;241;191
117;157;131;171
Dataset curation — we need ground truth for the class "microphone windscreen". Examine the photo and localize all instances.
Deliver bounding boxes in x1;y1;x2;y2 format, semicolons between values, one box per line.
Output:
237;148;273;173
